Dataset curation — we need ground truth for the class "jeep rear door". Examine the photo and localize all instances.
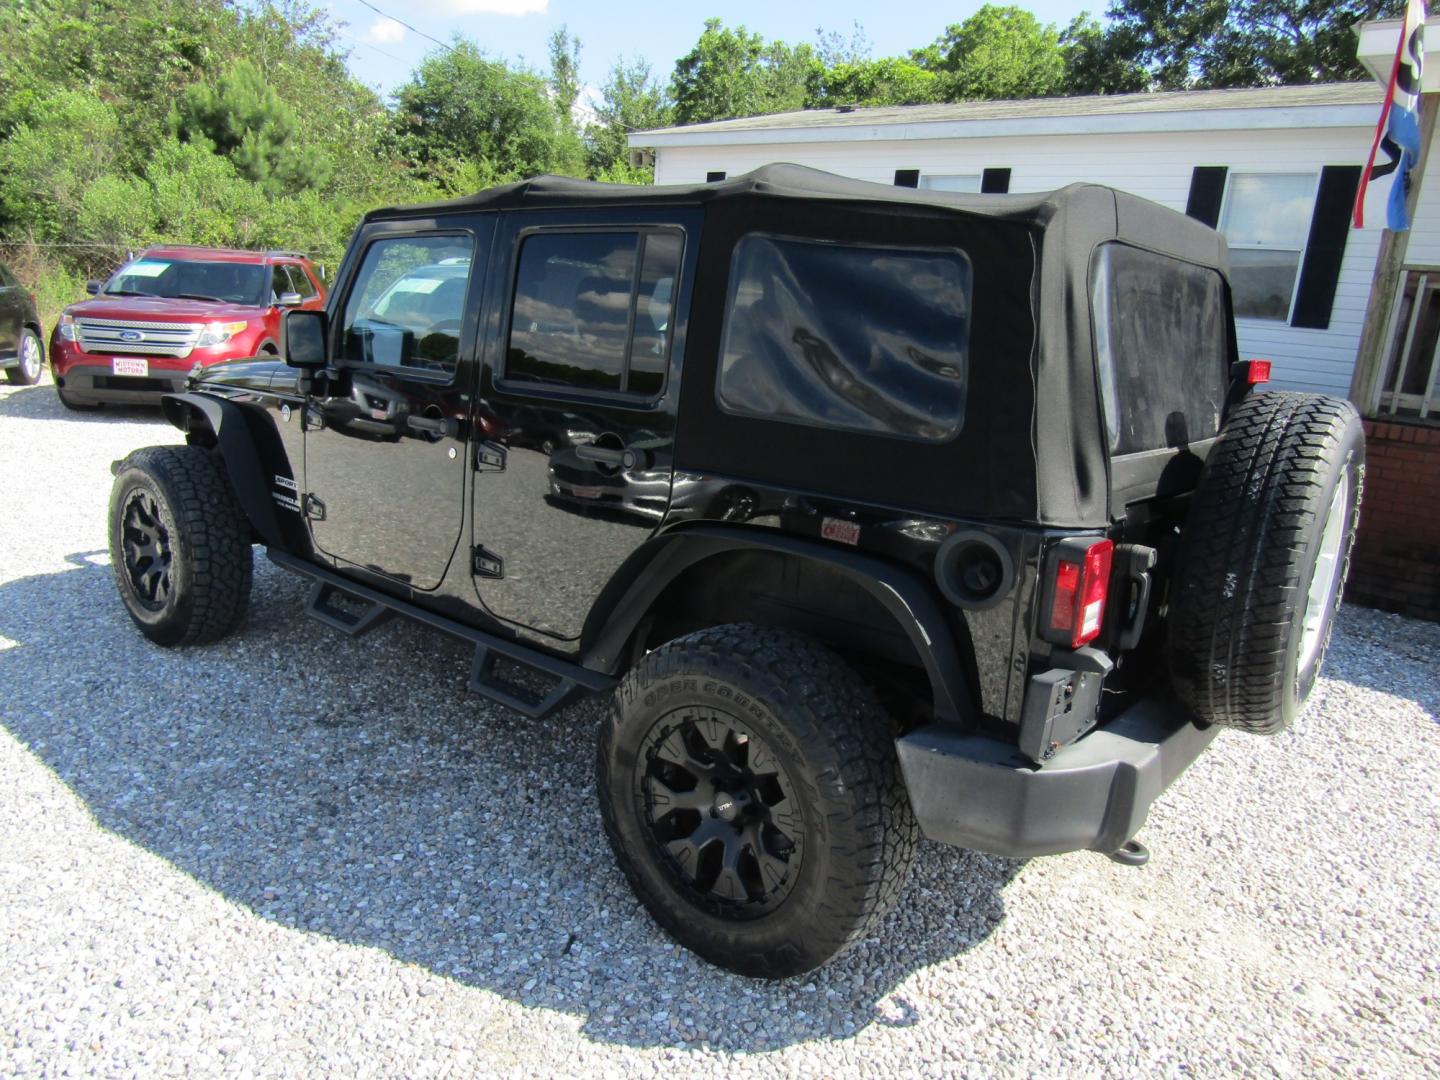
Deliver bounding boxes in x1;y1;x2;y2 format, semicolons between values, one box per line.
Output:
469;209;699;646
302;215;493;591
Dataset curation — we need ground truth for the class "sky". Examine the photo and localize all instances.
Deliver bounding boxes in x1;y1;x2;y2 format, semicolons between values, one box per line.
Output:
326;0;1099;101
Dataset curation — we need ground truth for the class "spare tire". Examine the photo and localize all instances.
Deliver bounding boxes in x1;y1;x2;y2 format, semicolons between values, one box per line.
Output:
1169;391;1364;734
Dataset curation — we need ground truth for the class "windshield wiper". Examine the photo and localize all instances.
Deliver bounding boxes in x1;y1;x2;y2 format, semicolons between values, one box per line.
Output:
103;290;152;298
174;293;227;303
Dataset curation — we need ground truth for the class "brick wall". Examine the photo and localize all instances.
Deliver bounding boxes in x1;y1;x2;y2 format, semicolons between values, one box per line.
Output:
1347;419;1440;621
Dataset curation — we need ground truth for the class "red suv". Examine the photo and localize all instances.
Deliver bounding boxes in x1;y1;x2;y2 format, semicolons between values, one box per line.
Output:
50;246;326;409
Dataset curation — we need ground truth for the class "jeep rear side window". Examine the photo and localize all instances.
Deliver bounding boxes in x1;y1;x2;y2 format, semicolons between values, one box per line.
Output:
1091;243;1228;455
505;230;681;397
340;235;473;377
716;236;971;442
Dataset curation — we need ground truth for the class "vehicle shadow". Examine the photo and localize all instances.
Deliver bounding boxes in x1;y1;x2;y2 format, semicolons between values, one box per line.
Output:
0;381;172;424
0;555;1024;1052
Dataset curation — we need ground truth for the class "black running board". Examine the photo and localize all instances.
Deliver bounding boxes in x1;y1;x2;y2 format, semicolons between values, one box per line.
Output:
270;549;614;719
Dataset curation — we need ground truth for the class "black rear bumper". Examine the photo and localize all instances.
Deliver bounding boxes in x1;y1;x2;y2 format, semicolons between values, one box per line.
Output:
895;696;1218;858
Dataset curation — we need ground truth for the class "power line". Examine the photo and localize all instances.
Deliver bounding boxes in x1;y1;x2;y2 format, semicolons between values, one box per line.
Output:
336;27;409;67
349;0;452;54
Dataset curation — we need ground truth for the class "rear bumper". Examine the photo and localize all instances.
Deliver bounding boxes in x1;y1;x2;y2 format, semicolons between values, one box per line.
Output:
895;696;1218;858
52;363;188;405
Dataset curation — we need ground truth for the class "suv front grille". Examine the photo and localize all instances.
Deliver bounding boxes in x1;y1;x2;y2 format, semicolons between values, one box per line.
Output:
76;317;203;358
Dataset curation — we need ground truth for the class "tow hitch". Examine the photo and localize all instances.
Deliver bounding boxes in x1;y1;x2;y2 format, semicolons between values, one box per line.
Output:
1107;839;1150;866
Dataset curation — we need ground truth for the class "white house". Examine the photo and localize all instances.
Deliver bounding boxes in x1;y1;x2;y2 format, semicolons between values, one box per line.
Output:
630;82;1390;398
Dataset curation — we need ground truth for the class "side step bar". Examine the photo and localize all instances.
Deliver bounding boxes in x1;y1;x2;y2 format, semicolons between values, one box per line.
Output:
270;549;615;719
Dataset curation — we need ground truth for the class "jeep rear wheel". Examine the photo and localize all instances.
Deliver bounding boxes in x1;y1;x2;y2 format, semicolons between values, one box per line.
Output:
1168;392;1364;734
109;445;254;646
597;624;917;978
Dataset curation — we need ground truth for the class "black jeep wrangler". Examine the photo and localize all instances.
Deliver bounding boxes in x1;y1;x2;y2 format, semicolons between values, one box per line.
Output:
107;166;1363;977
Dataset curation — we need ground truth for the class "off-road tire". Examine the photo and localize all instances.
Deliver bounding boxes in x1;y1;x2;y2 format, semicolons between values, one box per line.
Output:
597;623;918;978
6;328;43;385
109;445;253;646
1169;392;1364;734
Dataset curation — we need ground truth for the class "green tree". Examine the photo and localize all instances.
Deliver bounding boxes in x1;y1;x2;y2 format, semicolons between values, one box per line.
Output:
1104;0;1400;88
671;19;817;124
548;25;583;121
585;58;673;182
173;58;332;196
915;6;1067;100
808;58;941;107
1060;13;1148;94
395;40;583;189
0;90;128;239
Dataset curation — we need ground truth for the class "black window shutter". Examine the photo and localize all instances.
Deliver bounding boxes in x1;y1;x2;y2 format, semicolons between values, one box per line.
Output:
1185;166;1227;228
706;171;726;183
1291;165;1362;331
894;169;919;188
981;168;1011;194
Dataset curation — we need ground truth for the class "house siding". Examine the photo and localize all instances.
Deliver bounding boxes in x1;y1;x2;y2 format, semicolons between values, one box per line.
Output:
654;126;1392;396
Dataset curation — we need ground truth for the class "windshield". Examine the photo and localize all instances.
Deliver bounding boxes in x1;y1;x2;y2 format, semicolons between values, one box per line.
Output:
105;258;268;305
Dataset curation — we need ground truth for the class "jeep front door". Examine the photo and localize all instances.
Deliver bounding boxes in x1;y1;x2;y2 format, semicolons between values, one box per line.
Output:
303;222;491;590
470;214;696;645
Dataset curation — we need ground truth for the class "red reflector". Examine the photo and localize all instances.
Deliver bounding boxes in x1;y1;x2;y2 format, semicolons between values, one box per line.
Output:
1245;359;1272;385
1049;540;1114;649
1049;559;1081;633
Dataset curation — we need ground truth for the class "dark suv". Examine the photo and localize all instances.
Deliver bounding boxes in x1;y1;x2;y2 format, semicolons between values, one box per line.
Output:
105;167;1364;977
0;259;44;385
51;245;326;409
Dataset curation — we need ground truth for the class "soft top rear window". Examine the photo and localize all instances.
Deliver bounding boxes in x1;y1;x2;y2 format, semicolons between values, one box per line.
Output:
716;235;971;443
1091;243;1229;455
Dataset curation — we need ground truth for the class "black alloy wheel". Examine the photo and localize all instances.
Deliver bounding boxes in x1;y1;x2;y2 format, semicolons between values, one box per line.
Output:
639;709;804;916
119;490;173;610
598;623;918;978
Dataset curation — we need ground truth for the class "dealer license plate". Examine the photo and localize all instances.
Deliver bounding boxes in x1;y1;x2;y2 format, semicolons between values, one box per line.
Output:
568;485;603;499
111;357;149;377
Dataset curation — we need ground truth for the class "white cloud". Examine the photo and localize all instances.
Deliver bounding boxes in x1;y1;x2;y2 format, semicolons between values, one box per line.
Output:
364;17;406;44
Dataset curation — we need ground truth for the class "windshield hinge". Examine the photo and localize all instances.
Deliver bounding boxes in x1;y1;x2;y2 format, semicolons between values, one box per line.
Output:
472;545;504;579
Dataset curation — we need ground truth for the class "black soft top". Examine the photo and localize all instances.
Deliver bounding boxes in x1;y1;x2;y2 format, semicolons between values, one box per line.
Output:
367;164;1224;266
369;165;1230;528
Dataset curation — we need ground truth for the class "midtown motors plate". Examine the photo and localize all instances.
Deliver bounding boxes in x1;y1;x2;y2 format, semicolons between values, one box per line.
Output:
111;357;149;377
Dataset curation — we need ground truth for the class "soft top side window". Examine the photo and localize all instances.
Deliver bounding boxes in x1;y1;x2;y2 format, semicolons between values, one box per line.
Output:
716;235;972;443
1091;243;1229;455
503;229;683;398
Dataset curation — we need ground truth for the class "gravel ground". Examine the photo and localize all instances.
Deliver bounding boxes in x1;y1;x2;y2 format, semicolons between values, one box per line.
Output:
1;374;1438;1078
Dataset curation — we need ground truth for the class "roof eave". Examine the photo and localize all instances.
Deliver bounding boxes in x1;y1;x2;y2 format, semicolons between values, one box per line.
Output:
628;102;1381;149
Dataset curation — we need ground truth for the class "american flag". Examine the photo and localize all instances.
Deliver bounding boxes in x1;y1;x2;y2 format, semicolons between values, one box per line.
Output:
1356;0;1427;231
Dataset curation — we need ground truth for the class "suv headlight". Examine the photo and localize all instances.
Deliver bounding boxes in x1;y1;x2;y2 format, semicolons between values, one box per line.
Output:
195;320;249;348
58;313;77;341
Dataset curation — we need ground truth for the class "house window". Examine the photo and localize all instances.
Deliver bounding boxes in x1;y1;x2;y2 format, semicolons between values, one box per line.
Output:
920;174;982;194
1218;172;1317;322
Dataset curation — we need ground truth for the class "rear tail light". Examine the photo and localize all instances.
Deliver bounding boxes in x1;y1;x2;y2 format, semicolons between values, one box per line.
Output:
1047;539;1114;649
1233;358;1271;385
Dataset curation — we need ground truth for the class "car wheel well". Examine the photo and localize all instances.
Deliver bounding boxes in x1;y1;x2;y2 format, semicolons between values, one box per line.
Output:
628;549;934;730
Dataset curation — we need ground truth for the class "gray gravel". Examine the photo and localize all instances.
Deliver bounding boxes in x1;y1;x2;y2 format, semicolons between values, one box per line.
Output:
2;373;1438;1077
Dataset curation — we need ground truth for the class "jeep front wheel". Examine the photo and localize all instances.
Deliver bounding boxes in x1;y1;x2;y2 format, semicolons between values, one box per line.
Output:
109;445;254;646
597;623;917;978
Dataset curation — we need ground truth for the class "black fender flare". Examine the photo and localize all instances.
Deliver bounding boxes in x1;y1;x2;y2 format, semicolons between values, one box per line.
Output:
581;525;974;726
160;392;287;548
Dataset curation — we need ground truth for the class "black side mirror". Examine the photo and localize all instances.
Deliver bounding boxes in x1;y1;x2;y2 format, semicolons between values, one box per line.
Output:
284;309;328;369
86;281;102;295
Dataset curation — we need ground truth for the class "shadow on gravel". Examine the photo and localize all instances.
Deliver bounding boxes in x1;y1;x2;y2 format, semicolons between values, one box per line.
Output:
0;554;1024;1051
0;382;169;425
